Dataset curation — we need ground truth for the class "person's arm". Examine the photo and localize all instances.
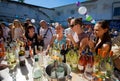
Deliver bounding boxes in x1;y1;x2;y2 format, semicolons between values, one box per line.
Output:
46;35;56;53
66;34;78;48
88;39;95;52
101;44;111;54
79;37;89;54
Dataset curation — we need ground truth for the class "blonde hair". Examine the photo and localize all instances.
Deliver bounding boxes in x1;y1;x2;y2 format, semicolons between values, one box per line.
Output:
13;19;23;29
12;19;25;38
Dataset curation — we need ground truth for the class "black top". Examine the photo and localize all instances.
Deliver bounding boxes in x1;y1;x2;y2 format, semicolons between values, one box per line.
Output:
25;33;38;48
95;33;112;53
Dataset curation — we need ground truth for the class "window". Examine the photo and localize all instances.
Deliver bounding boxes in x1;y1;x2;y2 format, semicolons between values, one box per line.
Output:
57;12;61;16
114;7;120;16
70;10;75;15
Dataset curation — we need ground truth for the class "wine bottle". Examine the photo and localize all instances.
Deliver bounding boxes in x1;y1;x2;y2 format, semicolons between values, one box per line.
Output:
78;51;87;73
25;42;30;58
84;50;94;80
0;40;5;58
60;44;66;63
19;46;26;66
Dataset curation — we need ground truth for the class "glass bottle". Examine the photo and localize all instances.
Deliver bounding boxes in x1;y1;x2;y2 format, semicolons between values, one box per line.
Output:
25;41;30;58
29;46;33;57
19;45;26;66
0;40;5;58
78;50;87;73
60;44;66;63
33;56;42;81
84;51;94;80
6;47;17;70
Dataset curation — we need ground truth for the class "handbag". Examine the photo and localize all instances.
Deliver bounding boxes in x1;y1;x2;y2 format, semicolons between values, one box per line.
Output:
39;28;52;47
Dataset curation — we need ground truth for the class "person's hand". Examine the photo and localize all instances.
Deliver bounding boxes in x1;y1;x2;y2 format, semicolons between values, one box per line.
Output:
66;34;73;41
88;39;95;51
37;35;43;41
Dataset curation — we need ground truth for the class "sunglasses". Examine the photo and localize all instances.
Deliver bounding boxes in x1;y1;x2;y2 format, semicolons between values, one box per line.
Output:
70;24;76;28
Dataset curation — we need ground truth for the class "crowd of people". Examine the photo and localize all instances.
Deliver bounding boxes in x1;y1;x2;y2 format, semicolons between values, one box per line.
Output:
0;17;120;80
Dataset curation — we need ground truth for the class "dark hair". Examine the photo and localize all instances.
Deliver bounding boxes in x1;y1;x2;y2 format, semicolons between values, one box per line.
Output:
0;29;3;37
0;22;6;26
67;17;74;23
95;20;112;53
27;25;35;33
74;18;83;26
97;20;109;29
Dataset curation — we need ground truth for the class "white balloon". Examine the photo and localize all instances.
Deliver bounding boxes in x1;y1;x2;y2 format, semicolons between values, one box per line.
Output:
31;19;35;23
78;6;87;15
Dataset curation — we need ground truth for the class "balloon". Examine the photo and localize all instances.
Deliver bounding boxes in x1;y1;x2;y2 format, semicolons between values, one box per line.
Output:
15;15;19;18
31;19;35;23
86;15;92;21
52;23;55;26
91;19;96;24
78;6;87;15
76;1;80;6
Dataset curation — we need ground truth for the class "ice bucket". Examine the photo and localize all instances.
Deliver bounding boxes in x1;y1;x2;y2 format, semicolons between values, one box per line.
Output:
45;62;71;81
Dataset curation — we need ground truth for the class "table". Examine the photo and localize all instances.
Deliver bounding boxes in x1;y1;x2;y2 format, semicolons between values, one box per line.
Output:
0;54;89;81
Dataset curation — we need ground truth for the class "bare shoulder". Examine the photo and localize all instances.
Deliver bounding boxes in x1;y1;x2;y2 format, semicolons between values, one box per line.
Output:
102;44;110;52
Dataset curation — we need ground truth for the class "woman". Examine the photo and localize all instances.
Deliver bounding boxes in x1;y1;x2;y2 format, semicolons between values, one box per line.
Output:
67;18;89;53
54;23;66;47
52;23;67;63
89;20;112;54
25;25;38;48
12;19;25;41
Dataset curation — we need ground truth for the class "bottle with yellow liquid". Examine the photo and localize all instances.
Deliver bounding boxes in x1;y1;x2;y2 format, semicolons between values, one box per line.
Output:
6;47;17;70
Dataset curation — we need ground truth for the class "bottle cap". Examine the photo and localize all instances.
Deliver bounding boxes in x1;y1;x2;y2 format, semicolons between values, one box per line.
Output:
35;57;39;62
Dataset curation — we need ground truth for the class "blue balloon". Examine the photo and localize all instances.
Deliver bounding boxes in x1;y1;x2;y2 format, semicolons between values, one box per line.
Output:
15;15;19;18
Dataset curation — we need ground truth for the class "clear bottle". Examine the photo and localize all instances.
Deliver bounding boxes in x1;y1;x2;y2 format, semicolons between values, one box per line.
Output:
33;56;42;81
19;46;26;66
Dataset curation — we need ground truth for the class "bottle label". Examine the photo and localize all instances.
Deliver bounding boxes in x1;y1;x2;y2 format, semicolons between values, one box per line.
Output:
0;48;2;52
78;64;84;70
25;51;29;57
19;56;25;61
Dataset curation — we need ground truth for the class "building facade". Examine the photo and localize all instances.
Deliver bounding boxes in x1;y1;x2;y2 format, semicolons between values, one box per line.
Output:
0;0;120;29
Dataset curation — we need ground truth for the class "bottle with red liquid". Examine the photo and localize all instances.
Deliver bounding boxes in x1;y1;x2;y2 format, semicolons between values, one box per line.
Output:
0;40;5;58
78;50;87;73
84;48;94;80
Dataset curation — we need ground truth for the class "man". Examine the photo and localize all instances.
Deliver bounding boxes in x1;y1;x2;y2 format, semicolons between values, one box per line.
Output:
0;22;10;41
39;20;55;49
